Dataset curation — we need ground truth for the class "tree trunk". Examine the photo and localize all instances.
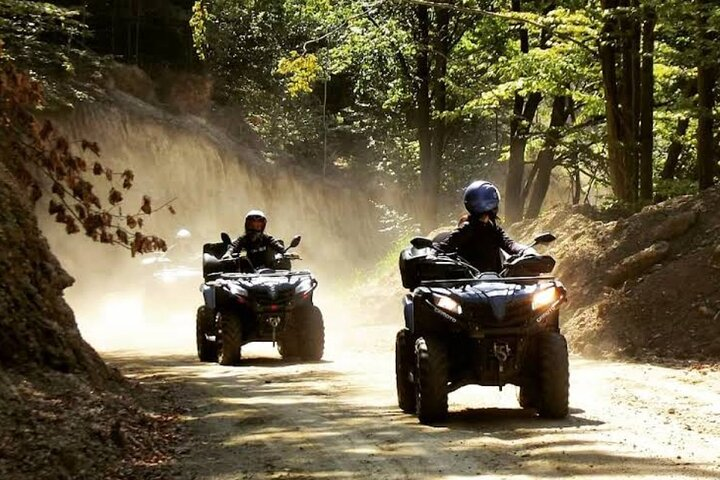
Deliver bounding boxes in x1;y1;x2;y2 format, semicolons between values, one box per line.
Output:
416;5;435;228
661;117;689;180
525;96;571;219
429;4;450;229
572;166;581;205
600;0;641;203
639;6;655;201
505;0;541;223
697;0;717;190
697;63;717;189
599;0;623;200
624;0;640;202
506;92;541;223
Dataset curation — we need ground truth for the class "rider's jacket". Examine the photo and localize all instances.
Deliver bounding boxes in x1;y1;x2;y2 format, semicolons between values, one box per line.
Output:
225;233;284;269
435;217;526;273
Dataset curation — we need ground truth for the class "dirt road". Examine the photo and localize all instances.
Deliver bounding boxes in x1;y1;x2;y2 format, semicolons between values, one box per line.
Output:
107;320;720;480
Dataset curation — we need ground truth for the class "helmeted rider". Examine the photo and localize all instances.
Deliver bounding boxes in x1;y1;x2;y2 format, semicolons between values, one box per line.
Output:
435;180;534;273
223;210;285;270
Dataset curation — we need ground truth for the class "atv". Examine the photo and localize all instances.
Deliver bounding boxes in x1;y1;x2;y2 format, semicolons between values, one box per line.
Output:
396;233;569;424
195;233;324;365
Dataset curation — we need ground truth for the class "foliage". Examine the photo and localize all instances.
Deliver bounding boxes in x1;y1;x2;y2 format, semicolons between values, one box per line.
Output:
0;0;107;106
277;51;323;97
190;0;720;218
0;41;172;255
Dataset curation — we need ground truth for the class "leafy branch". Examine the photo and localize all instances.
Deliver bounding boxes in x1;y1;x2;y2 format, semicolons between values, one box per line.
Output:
0;40;173;256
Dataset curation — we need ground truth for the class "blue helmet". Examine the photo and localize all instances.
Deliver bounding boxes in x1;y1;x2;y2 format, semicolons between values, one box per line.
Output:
463;180;500;216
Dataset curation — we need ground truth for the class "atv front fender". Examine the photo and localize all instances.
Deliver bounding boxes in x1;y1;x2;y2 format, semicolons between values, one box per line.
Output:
403;294;414;332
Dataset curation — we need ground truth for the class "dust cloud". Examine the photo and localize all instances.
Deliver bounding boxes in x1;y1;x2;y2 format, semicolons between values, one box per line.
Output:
41;97;400;355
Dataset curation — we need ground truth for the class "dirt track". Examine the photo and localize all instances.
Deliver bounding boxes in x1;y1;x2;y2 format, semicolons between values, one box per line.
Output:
107;321;720;480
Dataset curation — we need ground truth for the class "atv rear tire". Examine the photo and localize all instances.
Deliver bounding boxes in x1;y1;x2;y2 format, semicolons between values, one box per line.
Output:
219;314;242;366
196;306;218;362
297;306;324;361
395;329;416;413
536;332;569;418
415;336;448;424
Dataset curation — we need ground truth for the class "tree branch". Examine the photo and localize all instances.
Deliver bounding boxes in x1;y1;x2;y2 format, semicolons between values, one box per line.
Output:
394;0;597;55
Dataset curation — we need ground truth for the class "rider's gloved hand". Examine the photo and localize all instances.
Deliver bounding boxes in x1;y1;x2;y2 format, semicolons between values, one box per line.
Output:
522;246;538;256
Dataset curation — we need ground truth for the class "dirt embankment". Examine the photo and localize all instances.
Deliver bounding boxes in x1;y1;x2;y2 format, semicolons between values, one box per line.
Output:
509;186;720;362
0;170;179;479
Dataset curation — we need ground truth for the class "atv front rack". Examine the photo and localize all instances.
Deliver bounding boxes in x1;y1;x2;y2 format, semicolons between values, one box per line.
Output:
206;270;312;281
420;275;557;286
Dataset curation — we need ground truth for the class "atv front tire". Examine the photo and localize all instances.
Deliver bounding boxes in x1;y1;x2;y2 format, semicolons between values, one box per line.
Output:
297;306;325;361
415;336;448;424
278;322;300;359
536;332;569;418
196;306;218;362
218;313;243;366
395;329;416;413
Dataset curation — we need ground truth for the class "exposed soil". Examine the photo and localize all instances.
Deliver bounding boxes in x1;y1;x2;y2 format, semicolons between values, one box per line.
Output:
0;369;181;480
0;167;180;479
509;186;720;362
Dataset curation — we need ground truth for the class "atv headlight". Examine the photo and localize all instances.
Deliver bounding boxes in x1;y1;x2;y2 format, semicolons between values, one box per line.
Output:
433;294;462;315
295;278;314;296
226;283;248;297
532;287;558;310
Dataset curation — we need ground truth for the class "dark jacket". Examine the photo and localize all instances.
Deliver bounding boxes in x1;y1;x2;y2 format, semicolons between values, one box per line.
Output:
435;218;526;273
225;233;284;269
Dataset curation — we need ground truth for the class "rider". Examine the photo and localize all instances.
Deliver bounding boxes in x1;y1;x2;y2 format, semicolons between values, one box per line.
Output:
435;180;534;273
223;210;285;270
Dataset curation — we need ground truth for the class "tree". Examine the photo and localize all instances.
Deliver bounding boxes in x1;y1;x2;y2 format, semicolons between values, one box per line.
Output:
525;95;573;218
598;0;656;204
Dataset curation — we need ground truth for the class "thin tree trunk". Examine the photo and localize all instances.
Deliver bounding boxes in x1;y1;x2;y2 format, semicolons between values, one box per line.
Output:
624;0;640;202
416;5;435;228
661;117;689;180
639;6;655;201
429;4;450;229
572;166;581;205
697;63;717;189
135;0;141;64
526;96;571;219
697;0;717;189
600;0;625;201
505;0;541;223
506;92;541;222
521;161;540;205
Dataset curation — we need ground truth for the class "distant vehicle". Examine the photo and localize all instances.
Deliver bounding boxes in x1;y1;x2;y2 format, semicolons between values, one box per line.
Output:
139;228;202;314
396;233;569;424
195;233;324;365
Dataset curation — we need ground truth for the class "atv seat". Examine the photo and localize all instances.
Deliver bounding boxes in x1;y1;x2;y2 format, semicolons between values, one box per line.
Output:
203;241;227;259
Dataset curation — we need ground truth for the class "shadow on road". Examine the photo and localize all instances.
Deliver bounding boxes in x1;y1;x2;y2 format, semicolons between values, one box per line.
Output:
105;353;720;480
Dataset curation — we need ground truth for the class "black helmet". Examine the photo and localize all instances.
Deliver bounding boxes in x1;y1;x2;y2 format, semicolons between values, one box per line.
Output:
244;209;267;234
463;180;500;216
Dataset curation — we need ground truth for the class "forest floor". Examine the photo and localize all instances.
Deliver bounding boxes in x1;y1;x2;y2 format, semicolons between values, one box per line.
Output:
107;317;720;480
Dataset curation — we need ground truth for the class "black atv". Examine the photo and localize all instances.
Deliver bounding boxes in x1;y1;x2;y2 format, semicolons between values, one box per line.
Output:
195;233;324;365
396;233;568;424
